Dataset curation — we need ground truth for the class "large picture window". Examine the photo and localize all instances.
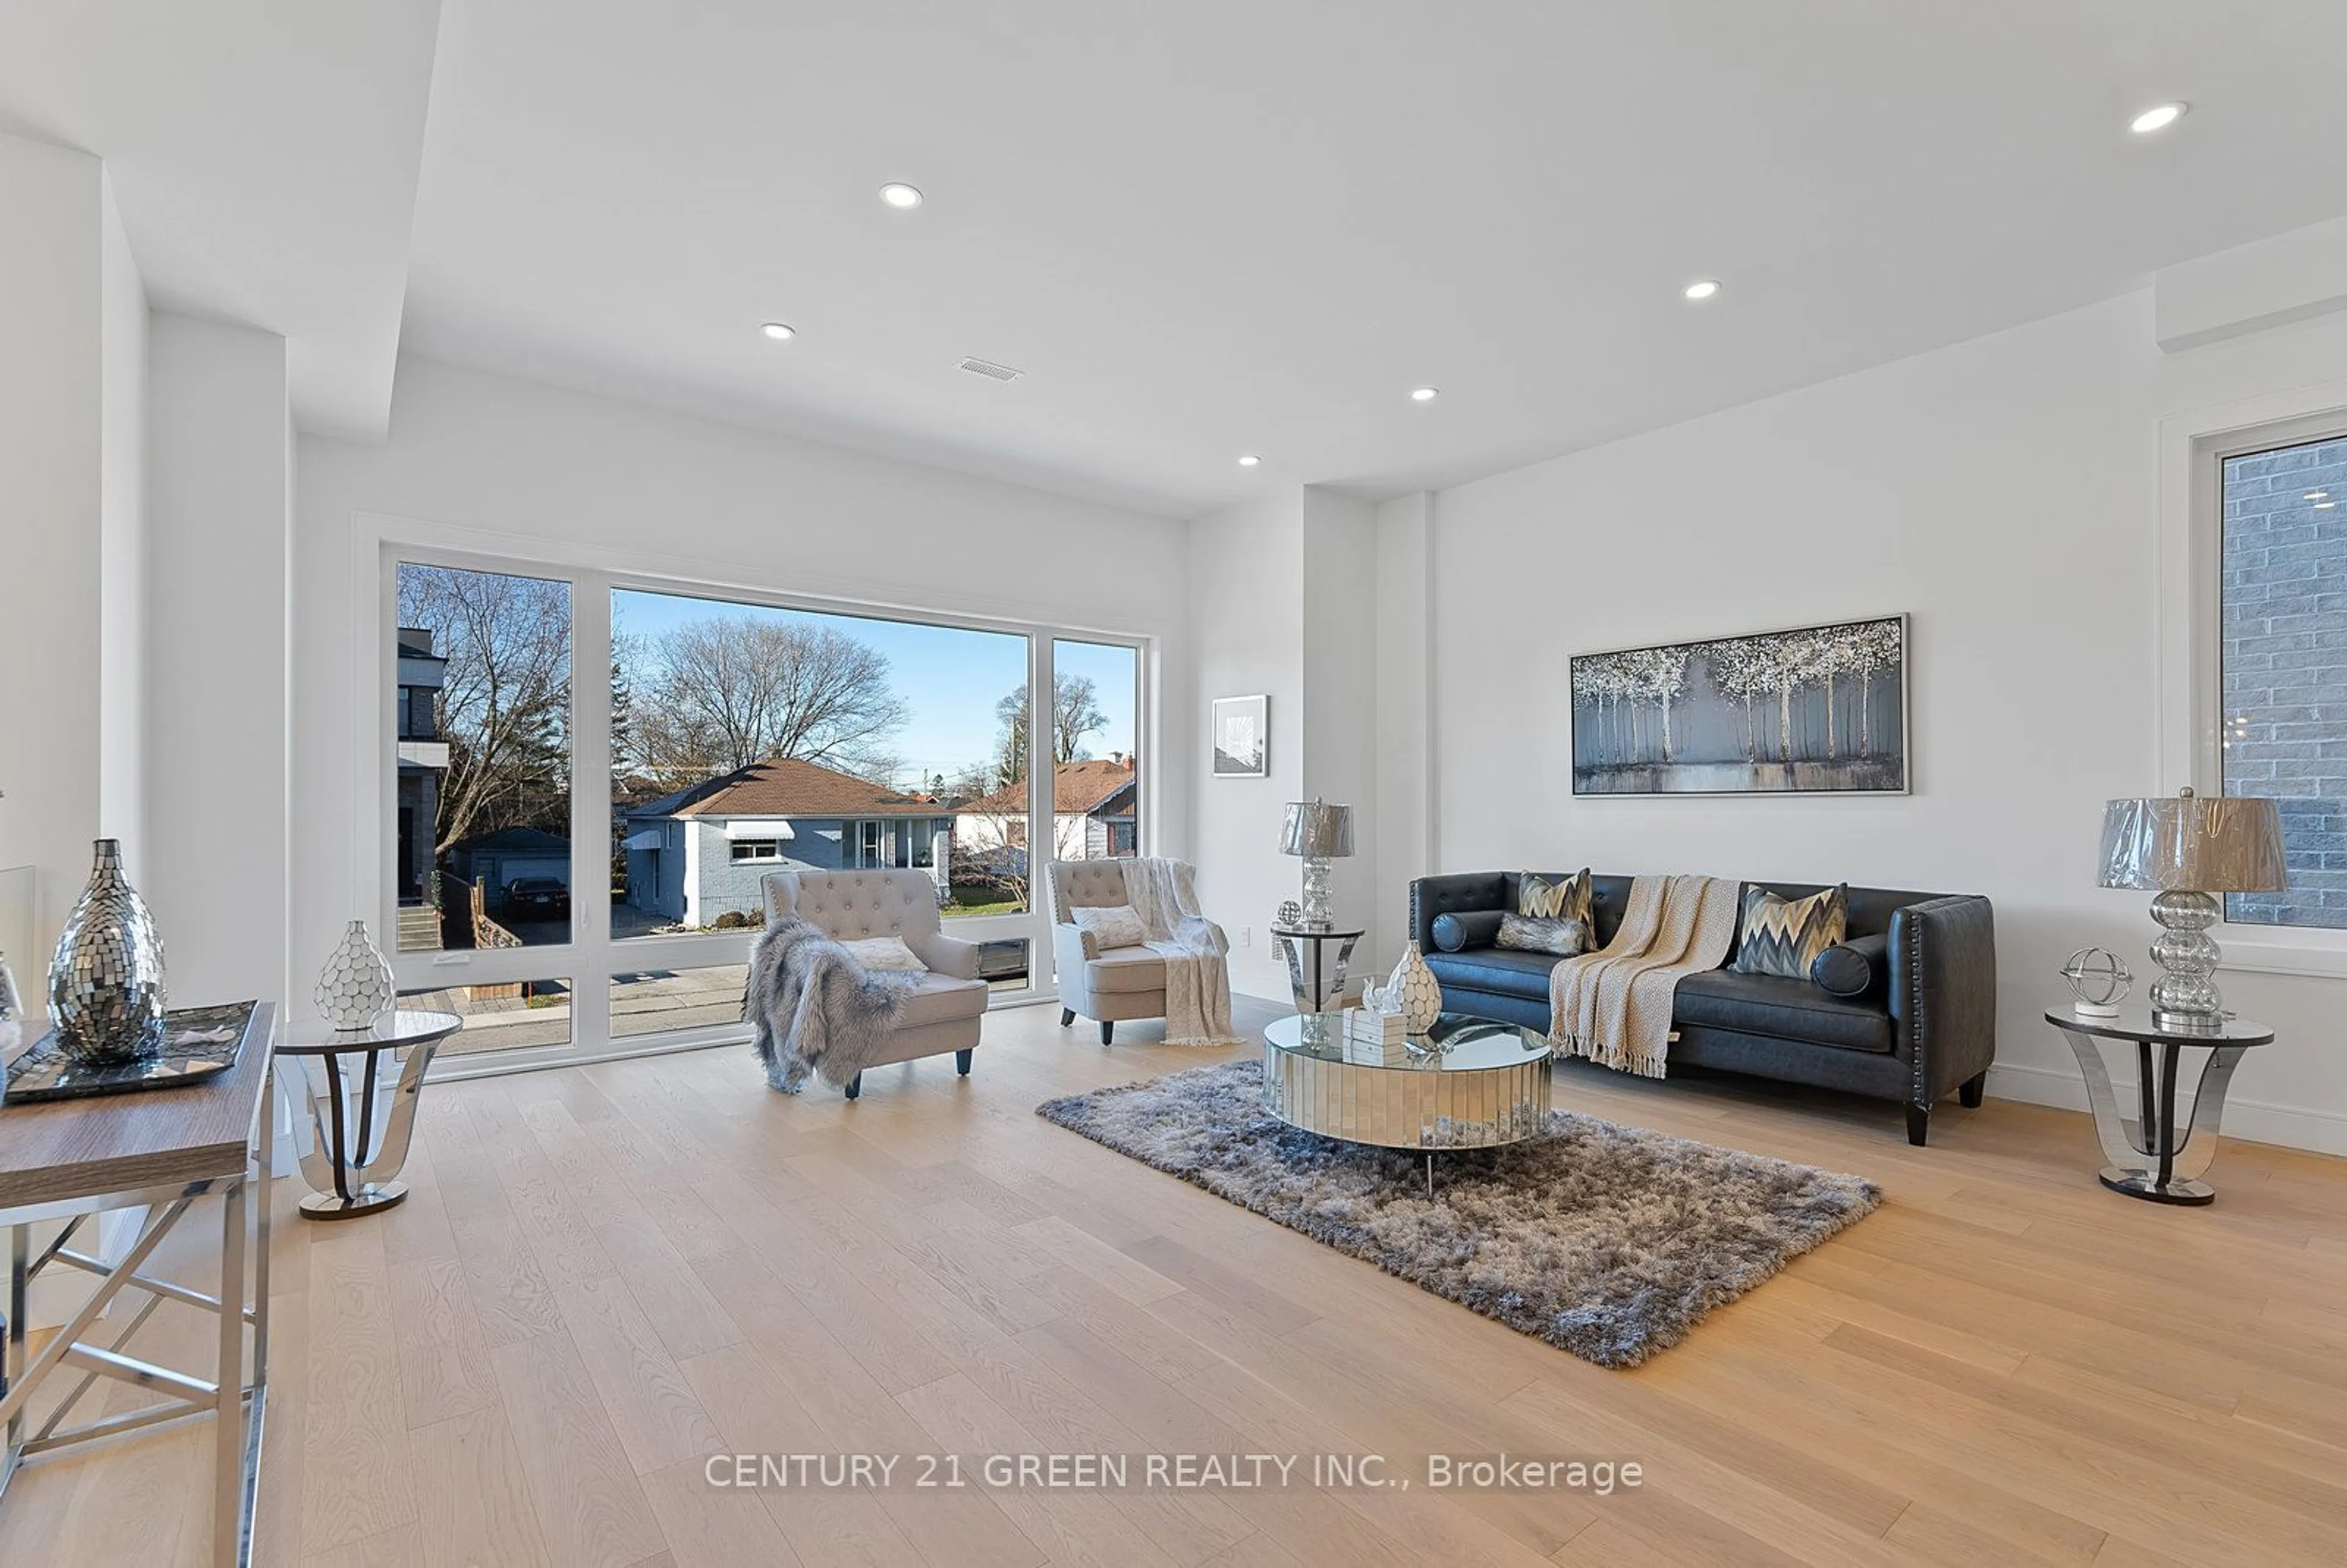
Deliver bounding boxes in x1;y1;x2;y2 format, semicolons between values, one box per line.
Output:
2220;432;2347;929
385;550;1147;1071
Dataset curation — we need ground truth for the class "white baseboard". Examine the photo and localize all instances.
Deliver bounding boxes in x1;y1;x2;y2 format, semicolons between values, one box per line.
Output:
1988;1061;2347;1157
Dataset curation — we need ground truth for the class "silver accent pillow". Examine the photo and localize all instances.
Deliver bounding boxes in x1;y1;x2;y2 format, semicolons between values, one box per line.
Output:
1496;912;1587;957
839;936;926;973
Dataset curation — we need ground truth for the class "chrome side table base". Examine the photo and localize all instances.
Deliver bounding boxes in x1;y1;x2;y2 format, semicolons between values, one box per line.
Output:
2098;1168;2216;1206
279;1009;461;1223
298;1179;410;1220
2044;1005;2272;1207
1272;926;1363;1014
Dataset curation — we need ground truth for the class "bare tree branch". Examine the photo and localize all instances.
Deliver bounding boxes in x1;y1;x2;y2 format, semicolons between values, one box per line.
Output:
626;617;908;785
399;565;572;855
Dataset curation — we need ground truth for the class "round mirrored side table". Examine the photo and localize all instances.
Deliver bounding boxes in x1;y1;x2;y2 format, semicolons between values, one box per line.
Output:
277;1009;461;1219
2044;1005;2272;1206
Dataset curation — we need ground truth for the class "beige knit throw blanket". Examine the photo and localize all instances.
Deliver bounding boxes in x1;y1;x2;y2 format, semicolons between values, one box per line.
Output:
1550;874;1742;1078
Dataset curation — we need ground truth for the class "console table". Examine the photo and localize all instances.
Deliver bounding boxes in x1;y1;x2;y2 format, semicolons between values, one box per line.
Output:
0;1001;276;1566
2044;1004;2272;1205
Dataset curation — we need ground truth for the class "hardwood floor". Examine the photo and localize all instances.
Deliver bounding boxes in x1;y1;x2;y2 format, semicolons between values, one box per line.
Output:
7;994;2347;1566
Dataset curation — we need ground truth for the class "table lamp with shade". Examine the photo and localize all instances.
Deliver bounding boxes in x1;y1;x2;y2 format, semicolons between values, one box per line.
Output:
2096;788;2286;1028
1279;798;1354;931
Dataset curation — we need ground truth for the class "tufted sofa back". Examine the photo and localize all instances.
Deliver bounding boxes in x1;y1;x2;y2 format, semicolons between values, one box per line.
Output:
763;869;944;943
1049;859;1131;920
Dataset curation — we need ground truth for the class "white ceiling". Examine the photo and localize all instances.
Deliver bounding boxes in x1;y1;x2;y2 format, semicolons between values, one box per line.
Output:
13;3;2347;513
0;1;443;440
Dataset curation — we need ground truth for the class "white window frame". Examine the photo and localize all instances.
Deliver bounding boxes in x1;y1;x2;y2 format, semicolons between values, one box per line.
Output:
2159;379;2347;978
729;840;783;864
363;516;1157;1080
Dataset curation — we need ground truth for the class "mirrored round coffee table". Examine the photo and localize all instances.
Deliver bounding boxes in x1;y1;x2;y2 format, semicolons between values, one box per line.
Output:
1262;1012;1553;1195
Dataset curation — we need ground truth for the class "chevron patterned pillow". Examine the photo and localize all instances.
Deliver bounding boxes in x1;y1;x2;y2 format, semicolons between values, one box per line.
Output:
1732;884;1849;981
1518;868;1592;926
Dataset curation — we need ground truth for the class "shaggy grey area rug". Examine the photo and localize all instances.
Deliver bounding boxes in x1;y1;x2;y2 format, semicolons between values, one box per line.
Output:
1037;1060;1881;1368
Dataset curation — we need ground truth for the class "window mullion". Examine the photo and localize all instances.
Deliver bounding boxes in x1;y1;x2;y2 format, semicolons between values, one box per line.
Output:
572;568;615;1050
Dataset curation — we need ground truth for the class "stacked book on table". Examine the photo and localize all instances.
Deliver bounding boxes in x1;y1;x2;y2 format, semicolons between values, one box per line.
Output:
1342;1008;1410;1064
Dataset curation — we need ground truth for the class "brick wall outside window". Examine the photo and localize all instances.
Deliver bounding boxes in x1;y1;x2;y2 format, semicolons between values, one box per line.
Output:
2222;434;2347;928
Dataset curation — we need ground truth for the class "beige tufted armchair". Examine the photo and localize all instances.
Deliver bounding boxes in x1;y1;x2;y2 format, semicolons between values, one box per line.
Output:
762;869;984;1098
1050;859;1224;1044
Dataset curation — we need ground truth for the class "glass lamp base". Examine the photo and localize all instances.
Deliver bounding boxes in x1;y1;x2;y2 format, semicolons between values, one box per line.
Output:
1298;855;1334;931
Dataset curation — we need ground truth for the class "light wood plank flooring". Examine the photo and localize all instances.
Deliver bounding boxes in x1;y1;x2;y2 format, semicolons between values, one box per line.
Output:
7;995;2346;1566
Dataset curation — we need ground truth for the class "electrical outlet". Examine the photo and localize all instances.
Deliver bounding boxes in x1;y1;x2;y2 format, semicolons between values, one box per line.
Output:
1239;925;1251;948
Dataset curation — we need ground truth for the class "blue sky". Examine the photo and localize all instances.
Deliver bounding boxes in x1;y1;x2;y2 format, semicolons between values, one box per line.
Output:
614;588;1136;788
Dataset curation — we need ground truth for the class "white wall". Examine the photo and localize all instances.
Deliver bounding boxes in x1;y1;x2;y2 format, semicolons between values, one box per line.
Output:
1419;289;2347;1152
1372;492;1434;967
291;356;1193;1005
1185;490;1304;998
1182;486;1389;1000
98;173;149;870
0;133;148;983
147;313;293;1011
1301;488;1383;966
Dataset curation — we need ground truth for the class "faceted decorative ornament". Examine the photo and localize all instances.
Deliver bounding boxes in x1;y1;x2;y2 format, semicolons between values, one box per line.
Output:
2059;946;2131;1017
315;920;395;1030
48;838;168;1064
1386;941;1444;1035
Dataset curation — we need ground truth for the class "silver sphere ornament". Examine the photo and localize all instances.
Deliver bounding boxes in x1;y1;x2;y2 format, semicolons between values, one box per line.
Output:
2060;946;2131;1017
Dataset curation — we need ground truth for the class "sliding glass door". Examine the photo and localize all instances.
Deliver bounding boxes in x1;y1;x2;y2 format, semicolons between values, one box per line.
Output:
383;548;1146;1074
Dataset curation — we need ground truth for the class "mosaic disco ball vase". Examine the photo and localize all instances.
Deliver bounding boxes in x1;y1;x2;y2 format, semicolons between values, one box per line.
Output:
2060;946;2131;1019
48;838;169;1064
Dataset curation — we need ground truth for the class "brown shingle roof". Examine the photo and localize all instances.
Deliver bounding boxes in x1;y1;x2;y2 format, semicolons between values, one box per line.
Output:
653;757;935;819
963;758;1136;816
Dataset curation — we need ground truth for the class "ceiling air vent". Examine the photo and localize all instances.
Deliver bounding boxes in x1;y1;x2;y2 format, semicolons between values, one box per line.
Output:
958;356;1023;383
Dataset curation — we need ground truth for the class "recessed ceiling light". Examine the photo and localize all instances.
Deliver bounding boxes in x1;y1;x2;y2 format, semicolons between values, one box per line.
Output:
760;322;796;341
2130;102;2186;134
1237;454;1261;467
879;182;924;210
1409;386;1439;403
1683;279;1722;301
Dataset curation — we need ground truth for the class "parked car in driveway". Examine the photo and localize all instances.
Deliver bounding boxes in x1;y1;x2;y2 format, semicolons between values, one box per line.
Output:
505;876;570;918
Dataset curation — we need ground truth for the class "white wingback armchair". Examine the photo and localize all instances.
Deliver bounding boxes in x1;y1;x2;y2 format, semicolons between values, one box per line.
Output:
1050;859;1225;1044
762;869;985;1098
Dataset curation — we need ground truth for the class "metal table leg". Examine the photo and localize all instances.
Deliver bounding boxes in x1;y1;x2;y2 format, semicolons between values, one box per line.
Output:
213;1173;246;1566
2054;1021;2249;1204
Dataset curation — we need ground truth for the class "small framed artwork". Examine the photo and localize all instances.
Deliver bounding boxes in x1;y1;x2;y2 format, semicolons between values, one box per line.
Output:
1211;694;1269;777
1569;614;1909;796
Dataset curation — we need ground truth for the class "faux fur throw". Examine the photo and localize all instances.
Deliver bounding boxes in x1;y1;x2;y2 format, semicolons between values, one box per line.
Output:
1119;857;1240;1046
1550;874;1741;1079
744;918;916;1091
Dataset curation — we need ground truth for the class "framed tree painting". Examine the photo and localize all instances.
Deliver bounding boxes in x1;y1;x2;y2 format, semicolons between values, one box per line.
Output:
1570;615;1908;796
1211;694;1269;777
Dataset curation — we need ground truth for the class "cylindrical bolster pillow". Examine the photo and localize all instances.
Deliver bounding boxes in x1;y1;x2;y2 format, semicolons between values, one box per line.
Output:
1812;932;1889;997
1431;910;1505;952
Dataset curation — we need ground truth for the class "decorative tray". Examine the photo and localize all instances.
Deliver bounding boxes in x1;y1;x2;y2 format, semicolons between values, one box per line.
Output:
5;1000;262;1103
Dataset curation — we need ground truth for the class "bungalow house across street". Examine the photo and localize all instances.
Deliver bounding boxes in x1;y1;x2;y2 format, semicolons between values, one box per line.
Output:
955;756;1139;864
624;756;953;928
